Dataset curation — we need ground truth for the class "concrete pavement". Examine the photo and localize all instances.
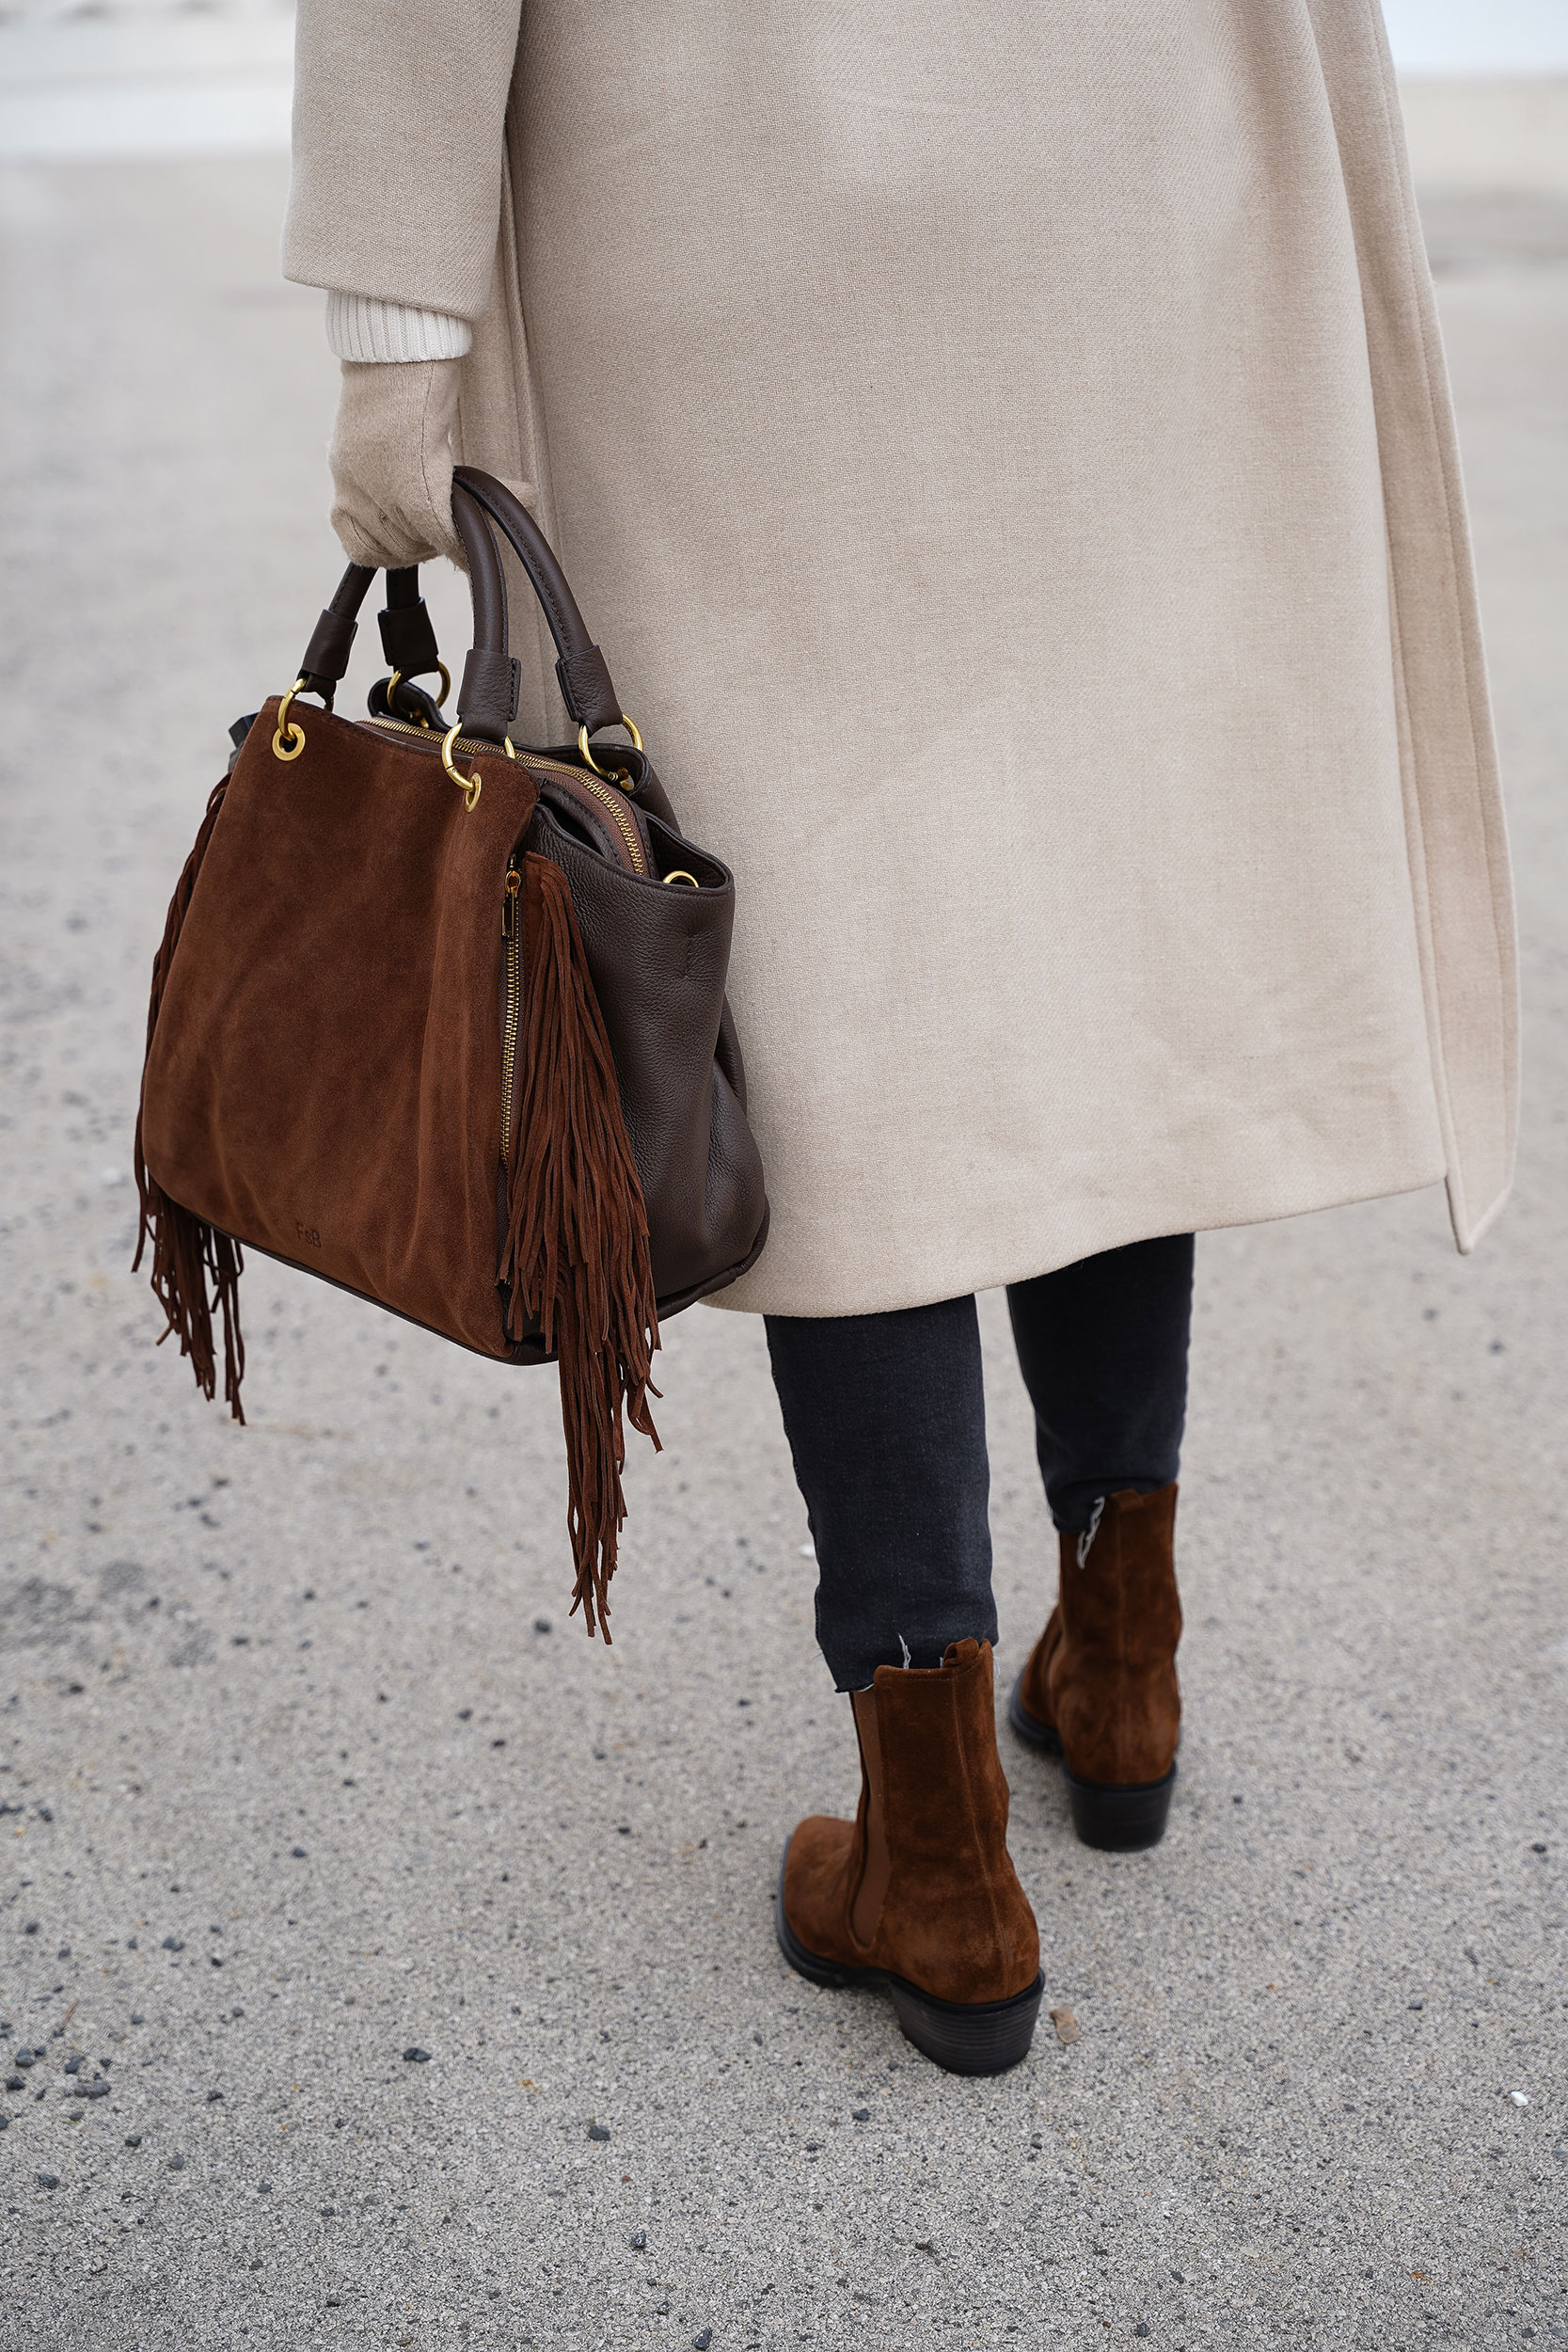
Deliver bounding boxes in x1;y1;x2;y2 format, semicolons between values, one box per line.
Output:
0;154;1563;2351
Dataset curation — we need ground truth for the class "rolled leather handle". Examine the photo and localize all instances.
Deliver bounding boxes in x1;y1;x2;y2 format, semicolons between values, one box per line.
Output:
451;468;625;739
450;481;519;742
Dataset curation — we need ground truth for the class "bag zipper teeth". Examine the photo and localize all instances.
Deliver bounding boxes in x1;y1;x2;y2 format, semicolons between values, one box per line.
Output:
570;771;647;877
365;714;648;877
500;866;523;1171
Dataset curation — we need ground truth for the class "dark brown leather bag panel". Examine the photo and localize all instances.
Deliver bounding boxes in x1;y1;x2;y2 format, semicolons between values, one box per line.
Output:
532;805;768;1302
140;701;538;1358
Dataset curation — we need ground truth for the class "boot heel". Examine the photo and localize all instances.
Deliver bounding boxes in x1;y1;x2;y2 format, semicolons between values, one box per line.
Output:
886;1972;1044;2076
1064;1762;1175;1851
777;1853;1042;2076
1007;1670;1063;1754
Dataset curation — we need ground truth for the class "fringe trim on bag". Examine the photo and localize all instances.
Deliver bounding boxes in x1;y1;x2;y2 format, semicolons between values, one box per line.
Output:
499;853;660;1642
132;777;246;1422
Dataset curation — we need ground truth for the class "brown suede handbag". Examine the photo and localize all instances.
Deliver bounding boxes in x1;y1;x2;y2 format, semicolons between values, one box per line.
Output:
135;468;768;1636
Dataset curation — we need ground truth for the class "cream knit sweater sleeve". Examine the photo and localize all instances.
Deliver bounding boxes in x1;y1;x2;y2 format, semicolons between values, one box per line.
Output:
325;292;472;364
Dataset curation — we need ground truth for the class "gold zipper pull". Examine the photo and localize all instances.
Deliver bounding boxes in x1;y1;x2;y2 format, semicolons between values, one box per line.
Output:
502;866;521;936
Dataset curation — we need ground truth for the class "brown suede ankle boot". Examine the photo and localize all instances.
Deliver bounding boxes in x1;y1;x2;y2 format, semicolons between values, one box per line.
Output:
776;1638;1043;2075
1009;1483;1181;1851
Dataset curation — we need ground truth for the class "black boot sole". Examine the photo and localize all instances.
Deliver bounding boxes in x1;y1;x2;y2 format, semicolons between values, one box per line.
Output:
1007;1675;1177;1852
774;1842;1044;2077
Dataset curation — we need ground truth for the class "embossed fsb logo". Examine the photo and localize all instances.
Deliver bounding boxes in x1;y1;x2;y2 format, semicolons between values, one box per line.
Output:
295;1221;323;1249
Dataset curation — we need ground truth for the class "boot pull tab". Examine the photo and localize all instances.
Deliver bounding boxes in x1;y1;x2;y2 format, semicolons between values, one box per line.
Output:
1075;1496;1106;1569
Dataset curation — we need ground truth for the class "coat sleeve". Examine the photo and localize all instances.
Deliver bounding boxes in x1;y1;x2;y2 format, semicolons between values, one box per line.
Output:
283;0;524;322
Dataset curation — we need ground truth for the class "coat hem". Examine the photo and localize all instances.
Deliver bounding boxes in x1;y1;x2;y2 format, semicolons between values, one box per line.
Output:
705;1160;1452;1322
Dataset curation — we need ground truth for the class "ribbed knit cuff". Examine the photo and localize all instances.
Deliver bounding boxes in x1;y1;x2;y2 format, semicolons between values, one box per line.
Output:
325;290;473;364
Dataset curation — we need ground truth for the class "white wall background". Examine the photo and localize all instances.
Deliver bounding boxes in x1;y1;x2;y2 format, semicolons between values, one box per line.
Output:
2;0;1568;64
1382;0;1568;73
0;1;1565;167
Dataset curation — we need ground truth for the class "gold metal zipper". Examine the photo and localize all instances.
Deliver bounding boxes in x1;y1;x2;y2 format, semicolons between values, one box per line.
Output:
366;714;522;762
499;866;523;1172
567;770;647;876
365;715;648;875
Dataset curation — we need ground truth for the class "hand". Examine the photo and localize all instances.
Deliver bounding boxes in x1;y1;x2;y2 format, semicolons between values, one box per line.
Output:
327;358;465;570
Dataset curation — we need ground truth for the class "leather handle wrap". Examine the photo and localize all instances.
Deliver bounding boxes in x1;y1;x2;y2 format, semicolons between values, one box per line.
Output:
297;562;376;701
376;565;441;680
450;479;518;741
457;646;520;735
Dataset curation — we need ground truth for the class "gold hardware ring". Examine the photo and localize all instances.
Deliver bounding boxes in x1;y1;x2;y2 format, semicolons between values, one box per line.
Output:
386;671;420;726
663;870;700;888
441;724;515;813
271;679;309;762
578;712;642;783
388;661;452;723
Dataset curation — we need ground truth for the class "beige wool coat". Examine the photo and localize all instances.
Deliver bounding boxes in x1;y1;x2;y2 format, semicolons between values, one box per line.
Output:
284;0;1517;1318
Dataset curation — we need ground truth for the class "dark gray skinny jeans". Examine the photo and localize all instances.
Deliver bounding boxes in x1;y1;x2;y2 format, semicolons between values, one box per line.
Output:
765;1234;1195;1690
